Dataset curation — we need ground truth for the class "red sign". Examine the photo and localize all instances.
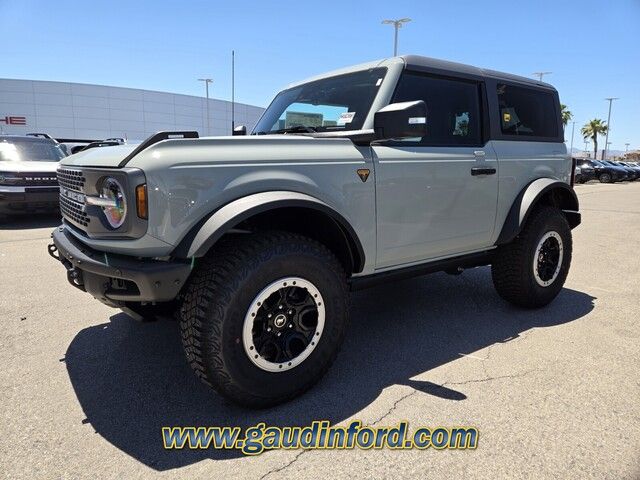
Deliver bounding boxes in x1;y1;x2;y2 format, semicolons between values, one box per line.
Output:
0;116;27;125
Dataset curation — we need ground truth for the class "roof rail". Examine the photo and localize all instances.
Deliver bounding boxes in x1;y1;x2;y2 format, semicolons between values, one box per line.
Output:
27;133;57;142
118;131;199;167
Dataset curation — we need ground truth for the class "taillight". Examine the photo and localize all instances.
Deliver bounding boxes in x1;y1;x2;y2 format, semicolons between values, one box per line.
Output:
136;184;148;219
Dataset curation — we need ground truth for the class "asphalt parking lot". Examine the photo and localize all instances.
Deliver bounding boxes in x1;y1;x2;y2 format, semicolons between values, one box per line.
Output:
1;182;639;479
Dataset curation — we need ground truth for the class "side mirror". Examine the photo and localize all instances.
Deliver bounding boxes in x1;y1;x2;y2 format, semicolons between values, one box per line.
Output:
374;100;427;141
233;125;247;136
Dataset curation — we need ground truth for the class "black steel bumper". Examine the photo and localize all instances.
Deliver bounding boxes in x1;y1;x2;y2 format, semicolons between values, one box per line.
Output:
48;227;192;307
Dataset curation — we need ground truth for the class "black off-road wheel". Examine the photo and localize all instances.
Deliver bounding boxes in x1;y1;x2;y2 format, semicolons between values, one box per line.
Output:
492;206;572;308
179;231;349;408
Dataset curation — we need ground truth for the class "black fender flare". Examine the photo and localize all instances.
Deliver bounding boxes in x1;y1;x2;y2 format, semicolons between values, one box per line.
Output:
496;179;580;245
173;191;366;272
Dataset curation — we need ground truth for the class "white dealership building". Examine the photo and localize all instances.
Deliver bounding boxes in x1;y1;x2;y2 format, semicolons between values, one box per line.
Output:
0;78;265;142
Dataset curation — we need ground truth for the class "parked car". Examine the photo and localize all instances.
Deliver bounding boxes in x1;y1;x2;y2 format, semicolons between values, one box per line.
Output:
0;135;66;219
592;160;625;183
574;158;597;183
617;161;640;180
48;55;580;407
604;160;635;181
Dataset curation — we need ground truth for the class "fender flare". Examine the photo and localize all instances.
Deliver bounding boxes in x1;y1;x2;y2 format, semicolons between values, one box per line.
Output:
174;191;366;272
495;179;580;245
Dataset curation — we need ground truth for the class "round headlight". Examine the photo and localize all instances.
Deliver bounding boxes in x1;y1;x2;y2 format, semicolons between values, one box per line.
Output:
100;178;127;228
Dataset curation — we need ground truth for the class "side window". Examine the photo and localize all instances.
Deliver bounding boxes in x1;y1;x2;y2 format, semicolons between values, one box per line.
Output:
496;84;558;138
392;72;482;146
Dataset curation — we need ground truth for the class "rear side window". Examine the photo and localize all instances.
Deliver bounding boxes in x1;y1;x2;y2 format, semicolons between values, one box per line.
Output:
497;84;558;138
392;72;482;146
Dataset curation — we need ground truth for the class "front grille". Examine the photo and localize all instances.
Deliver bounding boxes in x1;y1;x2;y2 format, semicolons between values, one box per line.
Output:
6;172;58;186
59;194;90;227
57;167;90;228
57;168;86;192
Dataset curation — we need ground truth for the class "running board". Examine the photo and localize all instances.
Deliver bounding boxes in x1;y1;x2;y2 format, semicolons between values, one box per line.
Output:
348;251;494;291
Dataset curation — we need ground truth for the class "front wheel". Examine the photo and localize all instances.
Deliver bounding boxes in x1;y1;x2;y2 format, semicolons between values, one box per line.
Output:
599;173;612;183
492;206;572;308
179;231;348;408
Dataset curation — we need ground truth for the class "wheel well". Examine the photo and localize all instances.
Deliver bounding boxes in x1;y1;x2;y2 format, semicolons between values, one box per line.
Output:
537;187;578;212
535;187;580;229
230;206;363;274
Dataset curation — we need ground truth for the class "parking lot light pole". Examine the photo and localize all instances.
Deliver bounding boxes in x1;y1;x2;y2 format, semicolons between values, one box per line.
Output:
532;71;552;82
603;97;618;160
569;121;576;156
382;18;411;56
198;78;213;136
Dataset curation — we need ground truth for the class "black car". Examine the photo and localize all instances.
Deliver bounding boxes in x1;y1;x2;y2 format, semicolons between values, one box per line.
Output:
0;135;66;218
618;161;640;180
586;159;622;183
575;158;597;183
603;161;634;181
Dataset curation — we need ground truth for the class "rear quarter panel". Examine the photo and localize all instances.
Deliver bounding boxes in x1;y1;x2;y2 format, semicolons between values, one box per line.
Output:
490;140;570;242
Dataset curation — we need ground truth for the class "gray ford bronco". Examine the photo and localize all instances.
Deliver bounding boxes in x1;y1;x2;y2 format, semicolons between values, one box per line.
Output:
49;55;580;407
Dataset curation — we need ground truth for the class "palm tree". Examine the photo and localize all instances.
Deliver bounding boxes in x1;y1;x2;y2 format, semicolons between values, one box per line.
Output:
581;119;608;159
561;104;573;127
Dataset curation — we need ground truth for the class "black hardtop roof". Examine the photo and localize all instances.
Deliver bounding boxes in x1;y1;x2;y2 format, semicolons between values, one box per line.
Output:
400;55;557;91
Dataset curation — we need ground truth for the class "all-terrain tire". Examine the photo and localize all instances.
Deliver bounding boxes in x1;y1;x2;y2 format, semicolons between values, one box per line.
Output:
179;231;349;408
491;206;572;308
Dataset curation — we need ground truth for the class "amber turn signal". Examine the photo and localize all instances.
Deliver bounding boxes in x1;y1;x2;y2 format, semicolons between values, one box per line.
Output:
136;184;148;219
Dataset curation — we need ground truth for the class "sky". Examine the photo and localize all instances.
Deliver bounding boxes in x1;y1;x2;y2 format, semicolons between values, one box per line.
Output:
1;0;639;151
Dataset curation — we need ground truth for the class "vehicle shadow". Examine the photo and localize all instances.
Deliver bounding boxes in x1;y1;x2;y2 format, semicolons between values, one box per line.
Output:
0;212;61;230
64;267;595;470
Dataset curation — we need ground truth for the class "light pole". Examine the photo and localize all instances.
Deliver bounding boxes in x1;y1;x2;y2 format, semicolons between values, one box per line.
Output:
382;18;411;56
569;121;576;156
584;140;590;157
532;71;552;82
198;78;213;135
603;97;618;160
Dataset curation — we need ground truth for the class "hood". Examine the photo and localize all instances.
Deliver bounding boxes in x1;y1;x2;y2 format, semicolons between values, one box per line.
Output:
59;135;355;169
60;144;138;168
0;160;61;173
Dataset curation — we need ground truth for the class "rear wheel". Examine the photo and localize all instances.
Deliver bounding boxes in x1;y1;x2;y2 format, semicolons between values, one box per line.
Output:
179;231;348;408
492;206;572;308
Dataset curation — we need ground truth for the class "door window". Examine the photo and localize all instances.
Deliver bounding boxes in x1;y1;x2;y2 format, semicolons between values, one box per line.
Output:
392;72;482;146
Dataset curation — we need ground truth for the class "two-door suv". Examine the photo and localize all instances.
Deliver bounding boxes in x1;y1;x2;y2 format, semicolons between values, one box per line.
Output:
49;56;580;407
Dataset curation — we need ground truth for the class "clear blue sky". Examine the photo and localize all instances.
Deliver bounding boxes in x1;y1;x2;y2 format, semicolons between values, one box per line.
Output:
1;0;638;151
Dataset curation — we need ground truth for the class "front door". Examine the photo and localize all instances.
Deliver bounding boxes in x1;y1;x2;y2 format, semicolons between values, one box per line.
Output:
373;71;498;269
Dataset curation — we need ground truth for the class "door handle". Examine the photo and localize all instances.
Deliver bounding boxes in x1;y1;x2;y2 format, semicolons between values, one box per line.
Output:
473;150;486;157
470;167;496;176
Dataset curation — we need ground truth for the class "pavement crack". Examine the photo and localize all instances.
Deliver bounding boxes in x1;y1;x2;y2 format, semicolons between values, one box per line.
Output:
372;389;418;425
443;369;537;387
259;450;307;480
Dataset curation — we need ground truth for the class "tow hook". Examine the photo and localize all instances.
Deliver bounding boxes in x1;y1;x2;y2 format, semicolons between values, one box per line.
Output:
47;243;59;260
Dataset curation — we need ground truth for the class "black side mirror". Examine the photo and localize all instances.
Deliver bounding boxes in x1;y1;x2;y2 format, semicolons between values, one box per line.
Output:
233;125;247;136
374;100;427;141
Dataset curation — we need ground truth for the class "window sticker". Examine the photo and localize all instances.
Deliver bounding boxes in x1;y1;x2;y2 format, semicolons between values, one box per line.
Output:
337;112;356;125
375;78;383;86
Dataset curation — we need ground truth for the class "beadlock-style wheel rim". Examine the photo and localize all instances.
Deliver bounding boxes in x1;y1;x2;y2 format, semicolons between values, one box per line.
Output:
242;277;325;372
533;231;564;287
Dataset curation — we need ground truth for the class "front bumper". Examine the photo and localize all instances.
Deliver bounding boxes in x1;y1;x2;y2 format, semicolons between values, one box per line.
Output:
48;226;192;307
0;186;59;214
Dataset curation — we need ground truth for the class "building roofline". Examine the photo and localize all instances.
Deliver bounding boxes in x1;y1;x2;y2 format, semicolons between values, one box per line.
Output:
0;77;262;109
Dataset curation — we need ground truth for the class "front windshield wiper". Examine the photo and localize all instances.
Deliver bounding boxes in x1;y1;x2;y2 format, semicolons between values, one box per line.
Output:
272;125;319;134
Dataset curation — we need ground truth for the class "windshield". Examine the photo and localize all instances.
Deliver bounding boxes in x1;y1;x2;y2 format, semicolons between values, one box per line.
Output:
0;140;66;162
253;68;387;134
